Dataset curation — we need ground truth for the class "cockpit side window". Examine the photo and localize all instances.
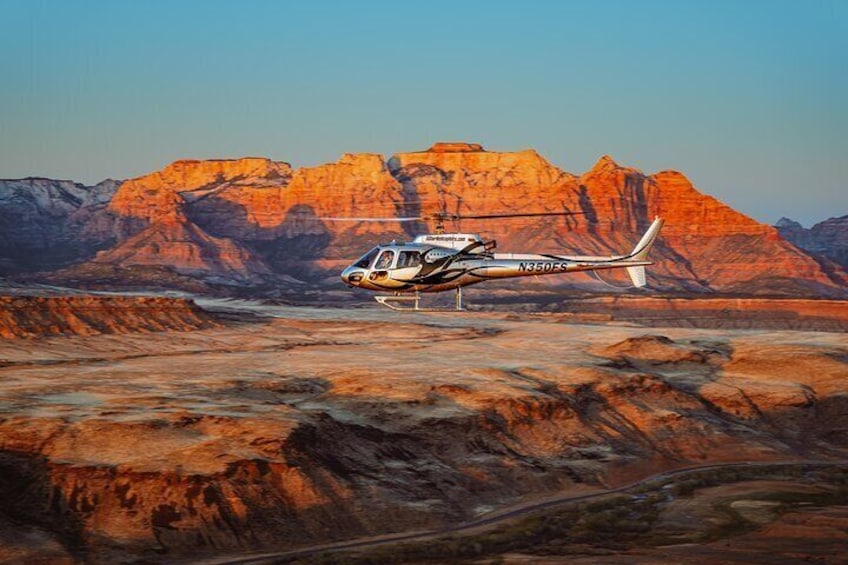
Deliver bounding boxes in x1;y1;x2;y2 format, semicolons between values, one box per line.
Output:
397;251;422;268
354;248;379;269
374;249;395;270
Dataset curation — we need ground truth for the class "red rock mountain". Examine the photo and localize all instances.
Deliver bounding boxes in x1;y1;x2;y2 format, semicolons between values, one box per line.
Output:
3;143;846;295
777;216;848;271
0;177;120;273
386;145;843;294
99;158;288;279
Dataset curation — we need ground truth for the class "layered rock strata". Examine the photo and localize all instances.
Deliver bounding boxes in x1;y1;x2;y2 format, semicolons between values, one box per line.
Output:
0;177;121;272
3;145;846;293
0;295;219;338
777;215;848;270
0;311;845;560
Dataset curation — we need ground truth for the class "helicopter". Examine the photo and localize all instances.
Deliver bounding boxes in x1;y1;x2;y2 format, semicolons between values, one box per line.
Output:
331;211;664;311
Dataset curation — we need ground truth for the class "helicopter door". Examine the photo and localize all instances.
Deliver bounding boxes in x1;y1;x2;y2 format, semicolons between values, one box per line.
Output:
369;249;395;282
392;250;422;281
373;249;395;270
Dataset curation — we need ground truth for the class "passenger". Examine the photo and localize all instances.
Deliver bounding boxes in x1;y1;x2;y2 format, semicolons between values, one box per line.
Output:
375;250;394;269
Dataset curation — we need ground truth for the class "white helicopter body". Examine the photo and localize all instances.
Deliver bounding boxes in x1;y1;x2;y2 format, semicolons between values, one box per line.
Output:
339;216;664;310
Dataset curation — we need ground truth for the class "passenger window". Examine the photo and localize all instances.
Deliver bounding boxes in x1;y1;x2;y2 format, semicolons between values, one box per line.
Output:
374;250;395;270
398;251;422;268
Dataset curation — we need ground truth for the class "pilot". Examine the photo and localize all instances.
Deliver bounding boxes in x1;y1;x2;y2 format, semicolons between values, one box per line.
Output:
375;250;394;270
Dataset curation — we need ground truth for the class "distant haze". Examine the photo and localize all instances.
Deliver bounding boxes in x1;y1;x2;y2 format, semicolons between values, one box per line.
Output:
1;0;845;226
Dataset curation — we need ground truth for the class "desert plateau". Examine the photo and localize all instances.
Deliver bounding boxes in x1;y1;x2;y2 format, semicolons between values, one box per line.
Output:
0;295;846;564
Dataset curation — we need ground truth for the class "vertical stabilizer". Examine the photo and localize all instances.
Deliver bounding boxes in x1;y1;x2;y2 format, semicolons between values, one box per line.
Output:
630;217;664;261
626;217;664;287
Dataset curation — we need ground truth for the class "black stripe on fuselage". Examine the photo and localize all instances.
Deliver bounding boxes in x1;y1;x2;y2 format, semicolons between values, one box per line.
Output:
367;280;415;290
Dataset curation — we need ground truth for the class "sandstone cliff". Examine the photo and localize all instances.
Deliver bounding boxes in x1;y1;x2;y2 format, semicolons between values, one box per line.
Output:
387;146;842;293
107;157;292;231
3;145;846;294
0;295;218;338
581;159;840;292
99;158;288;279
185;153;407;269
92;213;270;280
777;215;848;270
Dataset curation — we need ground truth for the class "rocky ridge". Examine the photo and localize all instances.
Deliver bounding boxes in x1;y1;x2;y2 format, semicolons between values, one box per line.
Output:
2;144;846;295
0;177;121;273
0;295;219;338
777;215;848;270
95;158;291;279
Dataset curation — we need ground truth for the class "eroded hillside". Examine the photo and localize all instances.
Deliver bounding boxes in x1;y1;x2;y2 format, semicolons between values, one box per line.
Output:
0;305;845;562
3;143;846;295
0;295;218;338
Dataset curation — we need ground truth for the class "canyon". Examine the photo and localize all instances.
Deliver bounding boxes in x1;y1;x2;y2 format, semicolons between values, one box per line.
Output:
0;301;846;563
2;143;846;299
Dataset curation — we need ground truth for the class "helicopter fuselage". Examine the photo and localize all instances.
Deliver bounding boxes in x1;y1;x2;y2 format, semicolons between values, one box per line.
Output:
340;231;653;294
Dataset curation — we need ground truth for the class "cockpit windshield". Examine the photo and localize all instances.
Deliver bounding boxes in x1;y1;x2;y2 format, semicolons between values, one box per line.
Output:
354;247;380;269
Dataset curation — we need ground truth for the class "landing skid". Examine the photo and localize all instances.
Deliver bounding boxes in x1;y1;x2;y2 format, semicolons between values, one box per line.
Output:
375;288;466;312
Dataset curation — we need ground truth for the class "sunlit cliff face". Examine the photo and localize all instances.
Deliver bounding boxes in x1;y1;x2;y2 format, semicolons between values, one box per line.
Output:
1;143;845;293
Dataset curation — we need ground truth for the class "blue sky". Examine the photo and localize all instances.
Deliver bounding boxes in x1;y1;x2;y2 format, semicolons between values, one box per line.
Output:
1;0;845;225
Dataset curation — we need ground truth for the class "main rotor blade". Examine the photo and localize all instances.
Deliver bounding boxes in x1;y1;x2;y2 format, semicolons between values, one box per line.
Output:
315;211;584;222
316;216;423;222
455;211;585;220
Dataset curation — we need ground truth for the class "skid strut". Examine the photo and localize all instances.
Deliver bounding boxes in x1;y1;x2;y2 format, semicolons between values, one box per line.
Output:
374;288;467;312
374;292;422;311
